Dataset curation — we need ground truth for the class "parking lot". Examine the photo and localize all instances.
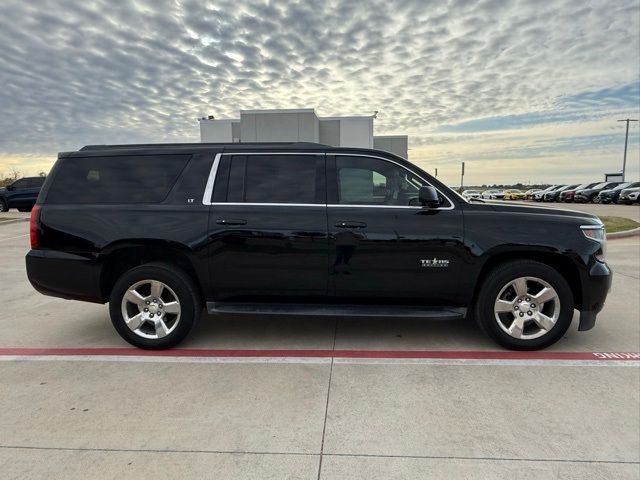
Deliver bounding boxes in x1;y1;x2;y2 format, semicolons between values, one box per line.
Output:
0;207;639;479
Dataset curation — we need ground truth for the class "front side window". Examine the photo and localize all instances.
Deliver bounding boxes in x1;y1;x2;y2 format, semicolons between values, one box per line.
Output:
223;155;319;204
12;179;28;189
336;156;433;206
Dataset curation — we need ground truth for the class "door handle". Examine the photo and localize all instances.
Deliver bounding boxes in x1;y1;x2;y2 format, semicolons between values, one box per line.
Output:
335;221;367;229
216;218;247;226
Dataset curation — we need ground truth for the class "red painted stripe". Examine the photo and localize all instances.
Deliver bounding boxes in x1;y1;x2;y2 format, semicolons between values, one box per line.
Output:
0;347;638;361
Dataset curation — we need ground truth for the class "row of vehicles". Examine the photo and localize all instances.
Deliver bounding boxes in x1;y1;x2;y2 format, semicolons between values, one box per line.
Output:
532;181;640;204
462;181;640;204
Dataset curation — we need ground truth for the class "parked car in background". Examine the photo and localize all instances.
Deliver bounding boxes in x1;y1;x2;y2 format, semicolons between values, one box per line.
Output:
559;182;598;203
533;185;559;202
482;189;505;200
503;189;526;200
524;189;542;200
462;190;482;200
544;184;580;202
619;187;640;205
0;176;46;212
574;182;621;203
596;182;640;204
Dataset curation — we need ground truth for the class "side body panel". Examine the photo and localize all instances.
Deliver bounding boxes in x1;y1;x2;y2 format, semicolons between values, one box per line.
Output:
30;153;215;302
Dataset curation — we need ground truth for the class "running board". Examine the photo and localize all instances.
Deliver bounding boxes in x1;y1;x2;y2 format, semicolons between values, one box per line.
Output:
206;302;465;319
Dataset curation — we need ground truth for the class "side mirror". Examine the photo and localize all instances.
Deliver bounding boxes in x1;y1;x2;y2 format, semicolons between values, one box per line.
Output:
419;186;440;208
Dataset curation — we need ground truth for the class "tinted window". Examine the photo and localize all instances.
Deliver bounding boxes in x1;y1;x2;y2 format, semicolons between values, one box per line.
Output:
227;155;246;202
26;178;45;188
47;155;190;204
242;155;317;204
12;179;28;189
336;156;432;206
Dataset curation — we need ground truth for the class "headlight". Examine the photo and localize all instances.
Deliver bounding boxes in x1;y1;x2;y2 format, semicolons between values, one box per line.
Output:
581;225;606;261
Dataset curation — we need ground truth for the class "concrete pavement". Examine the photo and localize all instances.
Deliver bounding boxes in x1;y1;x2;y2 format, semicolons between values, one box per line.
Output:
0;219;639;479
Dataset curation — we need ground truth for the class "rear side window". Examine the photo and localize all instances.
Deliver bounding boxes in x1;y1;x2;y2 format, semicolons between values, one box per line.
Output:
214;154;320;204
27;178;45;187
46;155;190;204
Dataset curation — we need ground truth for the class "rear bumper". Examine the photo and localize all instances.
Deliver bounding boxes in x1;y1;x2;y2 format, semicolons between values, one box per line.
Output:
578;261;612;331
26;250;104;303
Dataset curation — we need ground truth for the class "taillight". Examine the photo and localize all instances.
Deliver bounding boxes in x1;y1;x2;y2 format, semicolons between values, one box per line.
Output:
30;205;41;249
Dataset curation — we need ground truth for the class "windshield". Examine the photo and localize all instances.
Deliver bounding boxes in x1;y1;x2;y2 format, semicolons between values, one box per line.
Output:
612;182;632;191
593;182;608;189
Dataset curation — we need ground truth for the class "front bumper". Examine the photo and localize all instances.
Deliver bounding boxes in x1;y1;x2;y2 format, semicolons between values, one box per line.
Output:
573;194;592;203
26;249;104;303
620;193;639;202
578;261;612;331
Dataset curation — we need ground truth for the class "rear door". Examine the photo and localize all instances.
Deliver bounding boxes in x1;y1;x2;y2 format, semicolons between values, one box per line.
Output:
326;154;465;303
26;178;45;205
206;152;328;301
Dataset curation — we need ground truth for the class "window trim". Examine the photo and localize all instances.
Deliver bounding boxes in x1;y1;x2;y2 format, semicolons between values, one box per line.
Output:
202;151;455;210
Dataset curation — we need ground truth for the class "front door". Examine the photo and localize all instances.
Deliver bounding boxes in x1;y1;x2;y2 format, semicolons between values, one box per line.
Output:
207;152;328;301
7;178;31;208
326;154;465;304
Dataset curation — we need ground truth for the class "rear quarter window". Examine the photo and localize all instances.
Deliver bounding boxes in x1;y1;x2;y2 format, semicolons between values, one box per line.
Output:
46;155;190;204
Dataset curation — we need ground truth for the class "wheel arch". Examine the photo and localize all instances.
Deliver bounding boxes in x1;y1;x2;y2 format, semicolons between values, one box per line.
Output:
471;250;582;310
99;241;205;304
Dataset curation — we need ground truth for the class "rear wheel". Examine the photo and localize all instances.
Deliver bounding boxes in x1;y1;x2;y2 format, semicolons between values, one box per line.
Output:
474;261;574;350
109;263;201;349
0;200;7;212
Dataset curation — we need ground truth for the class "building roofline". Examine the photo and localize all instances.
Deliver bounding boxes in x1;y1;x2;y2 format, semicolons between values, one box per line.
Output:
240;108;316;115
319;115;374;120
373;135;408;139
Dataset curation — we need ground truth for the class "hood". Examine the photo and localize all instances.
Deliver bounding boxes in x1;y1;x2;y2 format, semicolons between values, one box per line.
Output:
622;187;640;193
598;189;615;195
469;201;601;224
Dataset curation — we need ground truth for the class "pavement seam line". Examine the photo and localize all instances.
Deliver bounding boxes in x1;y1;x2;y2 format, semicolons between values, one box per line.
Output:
317;318;339;480
0;446;637;465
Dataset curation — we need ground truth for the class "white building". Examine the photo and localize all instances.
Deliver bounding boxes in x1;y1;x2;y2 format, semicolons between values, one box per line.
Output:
199;108;408;159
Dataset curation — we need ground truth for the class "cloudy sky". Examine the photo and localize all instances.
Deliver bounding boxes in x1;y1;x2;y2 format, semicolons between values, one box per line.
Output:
0;0;638;186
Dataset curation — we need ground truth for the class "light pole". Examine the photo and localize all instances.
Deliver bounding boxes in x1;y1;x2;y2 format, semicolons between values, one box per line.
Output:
617;118;638;181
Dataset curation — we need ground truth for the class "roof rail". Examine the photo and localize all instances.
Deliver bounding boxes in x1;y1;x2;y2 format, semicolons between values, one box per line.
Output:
79;142;330;151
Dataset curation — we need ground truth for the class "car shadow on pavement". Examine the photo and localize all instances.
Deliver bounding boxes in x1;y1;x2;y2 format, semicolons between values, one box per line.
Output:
184;313;493;351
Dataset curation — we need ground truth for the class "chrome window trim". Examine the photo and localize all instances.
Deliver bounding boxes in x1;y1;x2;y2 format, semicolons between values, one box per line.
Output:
202;153;222;205
211;202;324;207
202;151;456;210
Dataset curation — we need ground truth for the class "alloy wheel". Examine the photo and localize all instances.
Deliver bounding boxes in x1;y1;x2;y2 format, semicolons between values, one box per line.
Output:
120;279;181;339
493;276;560;340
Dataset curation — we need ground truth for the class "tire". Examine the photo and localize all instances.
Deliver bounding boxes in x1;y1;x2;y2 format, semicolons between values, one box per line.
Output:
0;200;7;212
109;262;201;349
474;260;574;350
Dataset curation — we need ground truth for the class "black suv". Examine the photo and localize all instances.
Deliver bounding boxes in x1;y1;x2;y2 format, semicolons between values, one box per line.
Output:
0;176;45;212
26;143;611;350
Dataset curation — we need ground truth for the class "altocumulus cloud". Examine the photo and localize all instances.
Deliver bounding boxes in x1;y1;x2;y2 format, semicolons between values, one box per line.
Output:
0;0;638;184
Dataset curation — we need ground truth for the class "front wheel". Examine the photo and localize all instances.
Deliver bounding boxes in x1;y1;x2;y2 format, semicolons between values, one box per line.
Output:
109;263;201;349
474;261;574;350
0;200;7;212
